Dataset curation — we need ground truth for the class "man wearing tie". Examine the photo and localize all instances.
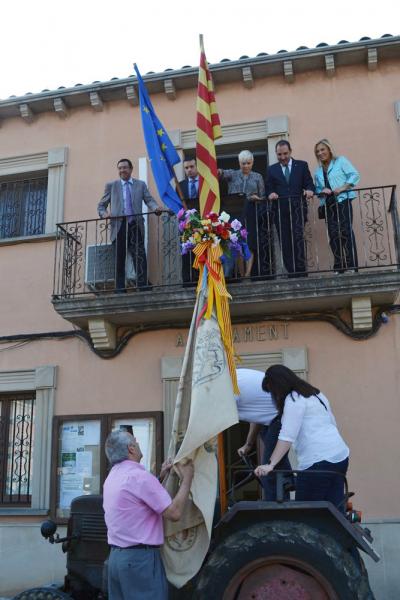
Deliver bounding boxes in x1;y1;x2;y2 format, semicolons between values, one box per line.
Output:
178;156;199;285
266;141;315;277
98;158;160;291
178;156;199;206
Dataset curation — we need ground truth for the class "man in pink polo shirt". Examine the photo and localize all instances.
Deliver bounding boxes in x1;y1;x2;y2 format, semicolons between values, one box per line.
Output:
103;430;194;600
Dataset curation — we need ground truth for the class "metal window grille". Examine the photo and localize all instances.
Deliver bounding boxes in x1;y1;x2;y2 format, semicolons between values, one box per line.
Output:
0;176;48;239
0;393;35;505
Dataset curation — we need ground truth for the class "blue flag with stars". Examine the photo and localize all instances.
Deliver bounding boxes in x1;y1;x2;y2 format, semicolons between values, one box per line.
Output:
134;64;182;213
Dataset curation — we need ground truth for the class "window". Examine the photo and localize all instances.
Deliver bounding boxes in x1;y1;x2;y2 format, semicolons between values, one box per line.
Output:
0;176;48;239
0;147;67;241
0;366;56;515
52;411;162;520
0;392;35;505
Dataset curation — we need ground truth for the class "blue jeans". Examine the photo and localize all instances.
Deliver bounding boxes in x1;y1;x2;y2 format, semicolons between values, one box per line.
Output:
326;198;358;272
260;417;292;500
222;254;236;278
108;546;168;600
295;457;349;512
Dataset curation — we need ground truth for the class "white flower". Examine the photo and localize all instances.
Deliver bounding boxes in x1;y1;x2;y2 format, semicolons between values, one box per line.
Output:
188;236;195;244
212;237;221;246
231;219;242;231
219;211;230;223
230;232;238;243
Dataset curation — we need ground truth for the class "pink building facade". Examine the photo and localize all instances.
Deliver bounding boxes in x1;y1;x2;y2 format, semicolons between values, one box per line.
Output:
0;35;399;597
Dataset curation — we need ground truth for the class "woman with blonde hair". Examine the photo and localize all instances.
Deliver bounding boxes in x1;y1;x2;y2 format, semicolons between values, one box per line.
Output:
218;150;272;278
314;139;360;274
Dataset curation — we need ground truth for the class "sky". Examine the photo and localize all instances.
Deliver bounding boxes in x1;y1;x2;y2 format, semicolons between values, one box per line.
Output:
0;0;399;100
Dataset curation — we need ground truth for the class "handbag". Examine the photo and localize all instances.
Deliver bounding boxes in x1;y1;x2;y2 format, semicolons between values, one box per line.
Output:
318;168;332;220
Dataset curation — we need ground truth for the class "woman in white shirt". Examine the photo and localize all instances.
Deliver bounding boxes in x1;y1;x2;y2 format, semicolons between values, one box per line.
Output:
255;365;349;511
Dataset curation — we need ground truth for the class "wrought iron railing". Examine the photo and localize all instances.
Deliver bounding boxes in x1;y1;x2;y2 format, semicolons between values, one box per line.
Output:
52;186;399;298
0;393;35;505
0;176;47;239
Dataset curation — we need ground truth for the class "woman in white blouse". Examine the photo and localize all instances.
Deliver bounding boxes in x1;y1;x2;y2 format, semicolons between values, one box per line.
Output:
255;365;349;510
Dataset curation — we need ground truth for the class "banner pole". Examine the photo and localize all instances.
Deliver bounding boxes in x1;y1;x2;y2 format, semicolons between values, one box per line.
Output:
217;432;228;516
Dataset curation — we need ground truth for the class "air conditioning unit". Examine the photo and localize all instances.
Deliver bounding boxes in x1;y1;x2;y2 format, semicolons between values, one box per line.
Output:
85;244;136;289
395;100;400;122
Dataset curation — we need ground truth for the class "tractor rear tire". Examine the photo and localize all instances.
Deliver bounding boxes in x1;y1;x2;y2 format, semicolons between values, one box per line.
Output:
194;520;374;600
13;589;71;600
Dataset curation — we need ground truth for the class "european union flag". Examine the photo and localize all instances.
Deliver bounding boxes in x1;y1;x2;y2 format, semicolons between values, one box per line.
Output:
134;64;182;214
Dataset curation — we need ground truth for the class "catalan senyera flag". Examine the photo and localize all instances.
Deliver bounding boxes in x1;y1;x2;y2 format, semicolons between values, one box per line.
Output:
196;35;222;217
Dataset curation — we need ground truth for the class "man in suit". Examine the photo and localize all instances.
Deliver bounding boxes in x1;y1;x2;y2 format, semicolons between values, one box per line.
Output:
178;156;199;285
178;156;199;206
266;141;315;277
98;158;161;291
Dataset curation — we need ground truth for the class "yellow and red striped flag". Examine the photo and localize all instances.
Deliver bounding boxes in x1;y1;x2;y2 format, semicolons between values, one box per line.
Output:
196;35;222;217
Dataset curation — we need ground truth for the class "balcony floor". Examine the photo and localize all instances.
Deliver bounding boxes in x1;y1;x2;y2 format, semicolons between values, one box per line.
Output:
52;269;400;329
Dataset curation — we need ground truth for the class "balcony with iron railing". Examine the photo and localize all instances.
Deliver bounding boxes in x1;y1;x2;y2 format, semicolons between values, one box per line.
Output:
52;185;400;343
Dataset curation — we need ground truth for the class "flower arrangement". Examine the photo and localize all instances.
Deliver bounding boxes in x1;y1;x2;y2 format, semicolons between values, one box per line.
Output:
177;208;250;260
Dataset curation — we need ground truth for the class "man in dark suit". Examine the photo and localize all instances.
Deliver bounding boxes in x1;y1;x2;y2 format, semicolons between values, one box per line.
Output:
178;156;199;285
98;158;161;291
266;140;315;277
179;156;199;206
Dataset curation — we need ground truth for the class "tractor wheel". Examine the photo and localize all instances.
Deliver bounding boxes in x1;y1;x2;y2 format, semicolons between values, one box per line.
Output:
195;521;374;600
13;589;71;600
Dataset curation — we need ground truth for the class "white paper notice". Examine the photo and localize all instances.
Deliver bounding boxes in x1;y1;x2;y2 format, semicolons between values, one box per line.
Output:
76;451;93;476
80;421;100;446
59;475;84;509
61;424;80;452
